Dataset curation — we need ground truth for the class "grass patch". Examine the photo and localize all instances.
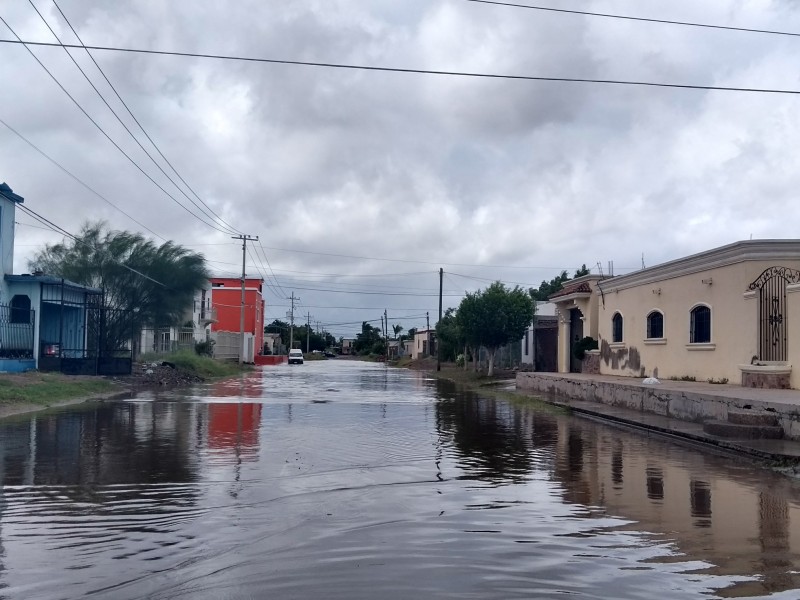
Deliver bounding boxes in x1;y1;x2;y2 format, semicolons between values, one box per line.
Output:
409;363;569;415
153;350;248;379
0;372;117;405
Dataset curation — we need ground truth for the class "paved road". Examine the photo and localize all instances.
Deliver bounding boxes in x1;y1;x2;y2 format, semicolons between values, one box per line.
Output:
1;360;800;599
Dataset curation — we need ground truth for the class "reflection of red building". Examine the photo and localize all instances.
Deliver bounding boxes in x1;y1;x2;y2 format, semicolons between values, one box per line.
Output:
210;277;265;355
207;403;262;452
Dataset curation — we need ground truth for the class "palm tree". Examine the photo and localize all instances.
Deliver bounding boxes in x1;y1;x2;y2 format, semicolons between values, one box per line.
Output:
392;323;404;340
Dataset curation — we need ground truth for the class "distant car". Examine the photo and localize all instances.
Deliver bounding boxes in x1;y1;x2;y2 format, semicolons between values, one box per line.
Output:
324;351;336;358
288;349;304;365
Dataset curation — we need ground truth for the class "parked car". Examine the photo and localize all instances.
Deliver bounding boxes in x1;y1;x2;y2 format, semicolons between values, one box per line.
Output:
288;349;304;365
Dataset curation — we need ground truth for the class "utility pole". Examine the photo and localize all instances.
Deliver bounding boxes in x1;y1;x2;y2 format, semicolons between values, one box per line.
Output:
385;309;389;359
437;267;443;371
289;292;298;350
306;312;311;353
232;234;259;364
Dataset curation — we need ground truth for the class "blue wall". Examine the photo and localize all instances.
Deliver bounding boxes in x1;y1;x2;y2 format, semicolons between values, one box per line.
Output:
0;358;36;373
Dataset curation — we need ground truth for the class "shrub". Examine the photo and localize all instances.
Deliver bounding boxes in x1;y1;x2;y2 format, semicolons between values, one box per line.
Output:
573;336;598;360
195;339;215;357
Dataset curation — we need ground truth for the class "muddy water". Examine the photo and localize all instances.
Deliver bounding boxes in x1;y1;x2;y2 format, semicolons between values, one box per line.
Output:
2;362;800;599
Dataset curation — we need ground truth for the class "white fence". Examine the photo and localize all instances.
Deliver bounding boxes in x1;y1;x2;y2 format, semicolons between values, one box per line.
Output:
211;331;254;362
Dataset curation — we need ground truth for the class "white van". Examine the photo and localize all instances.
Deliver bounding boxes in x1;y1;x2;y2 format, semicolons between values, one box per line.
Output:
288;349;304;365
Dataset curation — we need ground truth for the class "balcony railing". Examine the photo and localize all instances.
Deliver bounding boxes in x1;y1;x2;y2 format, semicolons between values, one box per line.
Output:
194;300;218;323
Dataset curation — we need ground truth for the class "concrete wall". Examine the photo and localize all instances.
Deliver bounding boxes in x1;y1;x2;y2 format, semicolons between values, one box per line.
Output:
517;372;800;440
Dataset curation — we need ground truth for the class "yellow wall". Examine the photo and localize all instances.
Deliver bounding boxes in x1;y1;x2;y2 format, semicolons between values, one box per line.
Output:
597;259;800;382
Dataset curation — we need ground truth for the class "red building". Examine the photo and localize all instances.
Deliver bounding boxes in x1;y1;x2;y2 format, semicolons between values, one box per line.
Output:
210;277;265;357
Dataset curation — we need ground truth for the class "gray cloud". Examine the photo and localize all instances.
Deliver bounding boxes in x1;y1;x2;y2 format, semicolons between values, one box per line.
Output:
3;0;800;335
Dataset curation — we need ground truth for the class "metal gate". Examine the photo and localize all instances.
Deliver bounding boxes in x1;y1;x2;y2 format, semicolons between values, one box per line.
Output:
748;267;800;362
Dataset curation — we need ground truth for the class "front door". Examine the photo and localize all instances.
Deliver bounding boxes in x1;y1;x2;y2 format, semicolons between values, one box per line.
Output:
749;267;800;362
569;308;584;373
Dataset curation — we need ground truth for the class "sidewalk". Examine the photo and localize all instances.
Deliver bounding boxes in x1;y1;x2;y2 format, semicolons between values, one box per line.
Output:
516;372;800;465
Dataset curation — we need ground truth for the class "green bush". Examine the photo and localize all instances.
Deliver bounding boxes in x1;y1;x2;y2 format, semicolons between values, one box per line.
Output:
573;336;598;360
195;339;215;357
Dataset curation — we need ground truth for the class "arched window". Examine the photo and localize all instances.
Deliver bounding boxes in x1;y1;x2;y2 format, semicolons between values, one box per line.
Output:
647;311;664;339
690;305;711;344
10;295;31;324
612;312;623;343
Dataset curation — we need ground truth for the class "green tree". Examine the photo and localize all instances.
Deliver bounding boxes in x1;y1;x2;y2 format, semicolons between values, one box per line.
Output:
392;323;404;340
529;264;590;301
354;321;383;355
455;291;483;372
435;307;462;362
30;221;208;352
457;282;534;376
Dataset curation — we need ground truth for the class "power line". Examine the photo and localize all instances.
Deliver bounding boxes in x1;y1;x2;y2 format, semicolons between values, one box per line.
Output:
1;192;170;289
256;240;289;299
0;17;236;235
48;0;241;236
0;116;166;240
3;38;800;95
459;0;800;39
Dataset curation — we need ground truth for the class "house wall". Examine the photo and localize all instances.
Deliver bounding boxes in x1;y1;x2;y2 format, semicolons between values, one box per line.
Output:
412;330;434;360
0;194;17;302
596;257;800;384
210;278;264;355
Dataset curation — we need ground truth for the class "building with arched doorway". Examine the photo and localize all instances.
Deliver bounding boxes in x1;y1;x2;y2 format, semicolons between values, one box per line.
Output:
549;240;800;389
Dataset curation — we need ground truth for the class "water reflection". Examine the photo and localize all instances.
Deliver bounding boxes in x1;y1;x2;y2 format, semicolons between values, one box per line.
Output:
432;379;800;597
1;364;800;598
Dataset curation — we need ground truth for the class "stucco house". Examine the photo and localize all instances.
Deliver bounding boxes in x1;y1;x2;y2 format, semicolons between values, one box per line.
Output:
139;282;216;355
520;301;559;372
209;276;265;362
412;329;436;359
550;240;800;389
1;182;129;374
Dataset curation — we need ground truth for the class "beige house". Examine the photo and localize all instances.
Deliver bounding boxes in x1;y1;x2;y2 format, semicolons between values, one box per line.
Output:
412;329;436;359
550;240;800;388
549;275;605;374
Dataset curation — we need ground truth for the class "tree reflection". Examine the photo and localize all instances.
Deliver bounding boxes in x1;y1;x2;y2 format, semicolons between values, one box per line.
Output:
435;389;536;483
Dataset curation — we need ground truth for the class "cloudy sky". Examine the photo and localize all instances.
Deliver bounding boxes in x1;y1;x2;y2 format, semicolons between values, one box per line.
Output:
2;0;800;337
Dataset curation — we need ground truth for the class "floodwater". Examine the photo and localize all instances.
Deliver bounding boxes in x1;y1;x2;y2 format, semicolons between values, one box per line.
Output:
2;362;800;599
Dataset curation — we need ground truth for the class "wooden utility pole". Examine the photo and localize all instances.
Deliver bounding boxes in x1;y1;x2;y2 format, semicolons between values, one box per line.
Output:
306;312;311;353
232;234;258;364
437;267;443;371
385;309;389;359
289;292;298;350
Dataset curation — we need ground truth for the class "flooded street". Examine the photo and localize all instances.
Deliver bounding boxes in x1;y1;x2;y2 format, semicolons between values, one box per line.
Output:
2;361;800;599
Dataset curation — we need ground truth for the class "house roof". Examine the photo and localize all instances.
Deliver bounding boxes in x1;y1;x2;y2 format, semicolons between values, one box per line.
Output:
0;182;24;204
5;274;102;294
596;239;800;293
549;281;592;300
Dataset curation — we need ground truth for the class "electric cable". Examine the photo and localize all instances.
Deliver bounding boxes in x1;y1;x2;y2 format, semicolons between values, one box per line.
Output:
48;0;241;235
0;116;166;240
2;38;800;95
0;17;237;235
